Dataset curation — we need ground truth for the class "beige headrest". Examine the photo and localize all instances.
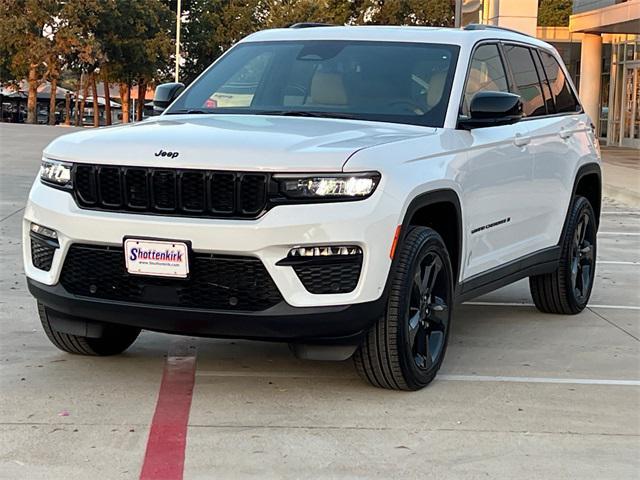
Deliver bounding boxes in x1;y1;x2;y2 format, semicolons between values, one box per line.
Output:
310;72;347;106
467;66;500;92
462;67;501;115
427;71;447;108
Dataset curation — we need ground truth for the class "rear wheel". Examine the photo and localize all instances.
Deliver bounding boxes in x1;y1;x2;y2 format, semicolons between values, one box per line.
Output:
38;303;140;356
354;227;453;390
529;195;597;314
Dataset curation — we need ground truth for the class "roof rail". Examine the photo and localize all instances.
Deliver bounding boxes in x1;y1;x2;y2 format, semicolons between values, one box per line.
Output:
289;22;335;29
463;23;532;38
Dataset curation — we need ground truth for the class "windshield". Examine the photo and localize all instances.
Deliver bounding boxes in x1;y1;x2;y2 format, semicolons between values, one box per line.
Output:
166;40;459;127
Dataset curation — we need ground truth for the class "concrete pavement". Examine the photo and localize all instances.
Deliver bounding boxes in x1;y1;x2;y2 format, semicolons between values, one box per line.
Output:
0;124;638;479
602;146;640;207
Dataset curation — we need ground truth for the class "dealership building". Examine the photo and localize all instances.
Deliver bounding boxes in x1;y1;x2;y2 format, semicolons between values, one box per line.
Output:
458;0;640;148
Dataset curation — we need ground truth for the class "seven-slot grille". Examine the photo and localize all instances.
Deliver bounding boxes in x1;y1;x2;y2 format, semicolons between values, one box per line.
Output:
73;165;268;218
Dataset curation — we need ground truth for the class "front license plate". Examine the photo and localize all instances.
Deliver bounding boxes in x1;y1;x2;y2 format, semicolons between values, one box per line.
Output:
124;238;189;278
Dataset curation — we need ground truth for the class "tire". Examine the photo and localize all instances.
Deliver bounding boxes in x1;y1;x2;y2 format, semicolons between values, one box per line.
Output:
354;227;454;390
529;195;597;314
38;302;140;356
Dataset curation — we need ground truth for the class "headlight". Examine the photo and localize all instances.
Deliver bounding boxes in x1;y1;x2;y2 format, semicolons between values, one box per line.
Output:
40;159;72;188
275;172;380;200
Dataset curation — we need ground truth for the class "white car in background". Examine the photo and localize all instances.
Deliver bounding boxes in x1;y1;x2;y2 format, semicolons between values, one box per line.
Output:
25;24;601;390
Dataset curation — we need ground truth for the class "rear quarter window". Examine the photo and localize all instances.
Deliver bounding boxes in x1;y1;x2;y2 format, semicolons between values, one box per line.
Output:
538;50;581;114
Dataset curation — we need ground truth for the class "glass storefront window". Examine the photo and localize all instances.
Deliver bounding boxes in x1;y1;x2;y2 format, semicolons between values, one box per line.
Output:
549;39;639;146
603;44;611;72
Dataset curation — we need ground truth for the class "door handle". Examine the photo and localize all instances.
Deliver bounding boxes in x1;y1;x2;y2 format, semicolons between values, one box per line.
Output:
513;134;531;147
559;128;572;139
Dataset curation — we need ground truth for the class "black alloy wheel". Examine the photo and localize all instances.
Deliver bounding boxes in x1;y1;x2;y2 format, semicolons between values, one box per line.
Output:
530;195;598;314
354;226;453;390
570;210;596;304
407;250;449;372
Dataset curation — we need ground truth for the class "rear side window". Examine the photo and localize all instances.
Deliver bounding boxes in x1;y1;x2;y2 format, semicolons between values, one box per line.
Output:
503;45;545;117
532;50;555;114
539;50;581;114
461;43;509;117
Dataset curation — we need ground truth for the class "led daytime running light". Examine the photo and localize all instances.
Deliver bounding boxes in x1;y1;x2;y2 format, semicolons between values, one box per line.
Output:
301;177;375;197
30;223;58;240
289;245;362;257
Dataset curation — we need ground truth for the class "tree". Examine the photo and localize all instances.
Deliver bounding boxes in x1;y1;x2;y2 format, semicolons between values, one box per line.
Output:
97;0;173;121
60;0;105;125
0;0;59;123
103;71;112;126
360;0;454;26
91;0;131;123
176;0;453;83
43;10;77;124
178;0;367;83
0;0;459;126
265;0;363;27
538;0;572;27
179;0;262;82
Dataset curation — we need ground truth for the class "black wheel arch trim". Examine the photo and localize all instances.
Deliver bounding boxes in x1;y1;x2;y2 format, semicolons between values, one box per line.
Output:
560;162;602;244
398;189;463;289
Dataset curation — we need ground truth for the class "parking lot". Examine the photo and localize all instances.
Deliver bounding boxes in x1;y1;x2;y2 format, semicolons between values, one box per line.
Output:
1;123;638;479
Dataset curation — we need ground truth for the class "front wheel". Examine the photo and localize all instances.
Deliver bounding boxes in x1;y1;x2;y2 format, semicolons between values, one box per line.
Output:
529;195;597;314
354;227;453;390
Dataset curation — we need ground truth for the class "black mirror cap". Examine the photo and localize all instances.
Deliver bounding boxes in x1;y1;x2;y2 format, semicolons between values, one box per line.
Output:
459;91;523;130
153;82;185;114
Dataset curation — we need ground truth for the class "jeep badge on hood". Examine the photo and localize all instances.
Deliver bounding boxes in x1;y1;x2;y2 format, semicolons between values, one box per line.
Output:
155;149;179;158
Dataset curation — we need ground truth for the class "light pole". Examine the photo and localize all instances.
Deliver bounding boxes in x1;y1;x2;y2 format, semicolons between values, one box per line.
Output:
175;0;182;83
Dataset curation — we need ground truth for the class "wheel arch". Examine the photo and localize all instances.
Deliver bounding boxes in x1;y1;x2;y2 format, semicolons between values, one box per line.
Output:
574;166;602;224
399;189;463;285
561;163;602;244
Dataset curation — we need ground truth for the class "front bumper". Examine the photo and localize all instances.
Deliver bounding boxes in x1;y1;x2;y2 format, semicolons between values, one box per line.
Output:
24;179;400;310
28;279;385;342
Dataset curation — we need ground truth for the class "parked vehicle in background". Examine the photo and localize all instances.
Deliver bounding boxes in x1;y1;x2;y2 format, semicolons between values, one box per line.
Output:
24;24;601;390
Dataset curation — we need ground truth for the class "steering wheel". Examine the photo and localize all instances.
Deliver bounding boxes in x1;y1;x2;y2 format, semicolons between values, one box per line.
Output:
284;83;308;97
385;100;425;115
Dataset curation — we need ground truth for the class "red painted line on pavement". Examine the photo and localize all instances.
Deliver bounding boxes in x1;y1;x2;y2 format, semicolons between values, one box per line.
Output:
140;342;197;480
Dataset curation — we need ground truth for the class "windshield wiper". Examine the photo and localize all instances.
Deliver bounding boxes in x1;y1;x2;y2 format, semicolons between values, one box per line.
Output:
166;109;212;115
166;109;358;120
257;110;358;120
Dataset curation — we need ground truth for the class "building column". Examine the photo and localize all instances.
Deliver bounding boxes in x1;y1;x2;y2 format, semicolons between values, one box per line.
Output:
579;33;603;129
483;0;539;37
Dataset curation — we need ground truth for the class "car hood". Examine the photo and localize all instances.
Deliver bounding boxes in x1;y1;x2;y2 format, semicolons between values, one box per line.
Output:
43;115;435;172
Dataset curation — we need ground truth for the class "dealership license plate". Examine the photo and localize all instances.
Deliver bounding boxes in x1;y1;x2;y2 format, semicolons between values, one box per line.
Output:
124;238;189;278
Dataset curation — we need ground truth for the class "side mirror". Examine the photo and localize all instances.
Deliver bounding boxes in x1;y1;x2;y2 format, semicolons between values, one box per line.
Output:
153;82;185;114
458;91;523;130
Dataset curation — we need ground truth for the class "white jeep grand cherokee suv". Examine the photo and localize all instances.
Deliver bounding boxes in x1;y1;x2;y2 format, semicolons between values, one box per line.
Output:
24;24;601;390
